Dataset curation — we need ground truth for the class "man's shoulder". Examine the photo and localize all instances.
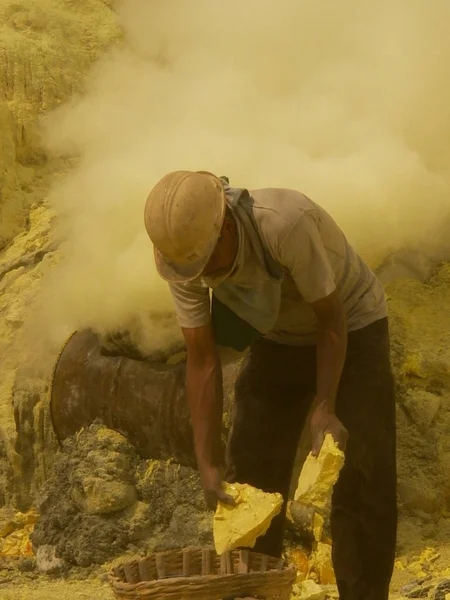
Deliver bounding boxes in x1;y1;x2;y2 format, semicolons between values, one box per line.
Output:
247;187;318;246
249;187;316;213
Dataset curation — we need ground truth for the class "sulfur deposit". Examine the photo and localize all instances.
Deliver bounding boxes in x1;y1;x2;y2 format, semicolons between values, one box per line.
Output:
30;424;212;569
387;262;450;552
0;0;121;250
0;0;121;512
213;482;283;555
0;509;38;558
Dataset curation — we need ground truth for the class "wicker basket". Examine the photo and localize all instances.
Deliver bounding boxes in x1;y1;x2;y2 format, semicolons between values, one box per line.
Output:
108;546;296;599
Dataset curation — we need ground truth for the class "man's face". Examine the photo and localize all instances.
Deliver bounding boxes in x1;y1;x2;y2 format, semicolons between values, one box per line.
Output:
201;215;238;279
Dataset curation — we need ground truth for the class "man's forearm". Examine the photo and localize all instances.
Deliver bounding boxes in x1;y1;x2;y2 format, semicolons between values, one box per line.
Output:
186;355;224;470
315;312;347;411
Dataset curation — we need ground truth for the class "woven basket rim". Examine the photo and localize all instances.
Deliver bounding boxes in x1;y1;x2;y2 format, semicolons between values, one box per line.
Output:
108;546;296;593
108;568;296;588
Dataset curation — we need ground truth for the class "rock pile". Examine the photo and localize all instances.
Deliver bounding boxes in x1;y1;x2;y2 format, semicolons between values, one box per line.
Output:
30;423;212;569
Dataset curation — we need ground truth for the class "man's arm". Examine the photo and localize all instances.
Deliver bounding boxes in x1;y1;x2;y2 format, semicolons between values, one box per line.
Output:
309;291;349;455
274;210;349;454
168;280;233;509
182;322;234;509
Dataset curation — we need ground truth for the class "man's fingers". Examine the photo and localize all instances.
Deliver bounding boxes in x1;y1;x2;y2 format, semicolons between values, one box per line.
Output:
204;488;235;511
332;425;349;452
311;432;324;457
216;488;235;506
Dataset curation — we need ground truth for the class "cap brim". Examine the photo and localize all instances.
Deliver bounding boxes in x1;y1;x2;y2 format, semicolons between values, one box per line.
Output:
154;234;218;283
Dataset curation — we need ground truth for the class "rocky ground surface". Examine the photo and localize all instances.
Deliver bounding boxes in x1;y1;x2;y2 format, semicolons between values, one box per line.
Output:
0;549;448;600
29;424;212;569
0;420;449;599
0;0;122;510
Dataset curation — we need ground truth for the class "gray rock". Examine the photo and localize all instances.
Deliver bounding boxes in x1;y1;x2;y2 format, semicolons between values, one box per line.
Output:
71;476;137;515
431;579;450;600
401;390;441;432
400;575;433;598
398;479;442;514
35;544;67;575
17;557;36;572
119;501;153;542
31;424;211;567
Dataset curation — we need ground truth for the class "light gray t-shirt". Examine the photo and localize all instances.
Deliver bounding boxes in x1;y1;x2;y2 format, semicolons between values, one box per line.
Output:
168;188;387;346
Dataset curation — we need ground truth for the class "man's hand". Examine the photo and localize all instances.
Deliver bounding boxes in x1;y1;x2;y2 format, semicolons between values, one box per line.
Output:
199;464;235;511
310;403;348;457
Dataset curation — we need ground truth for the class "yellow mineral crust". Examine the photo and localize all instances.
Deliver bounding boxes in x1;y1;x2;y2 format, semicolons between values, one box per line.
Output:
310;542;336;585
0;509;39;557
292;579;326;600
294;434;345;510
213;482;283;555
312;511;325;542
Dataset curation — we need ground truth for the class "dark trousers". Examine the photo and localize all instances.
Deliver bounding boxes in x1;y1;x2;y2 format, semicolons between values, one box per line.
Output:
225;318;397;600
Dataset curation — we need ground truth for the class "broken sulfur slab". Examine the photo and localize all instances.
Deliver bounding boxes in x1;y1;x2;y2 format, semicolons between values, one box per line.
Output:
294;433;345;510
213;482;283;555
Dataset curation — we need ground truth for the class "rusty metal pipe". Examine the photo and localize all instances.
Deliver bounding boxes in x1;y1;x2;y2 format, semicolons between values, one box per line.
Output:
50;329;198;467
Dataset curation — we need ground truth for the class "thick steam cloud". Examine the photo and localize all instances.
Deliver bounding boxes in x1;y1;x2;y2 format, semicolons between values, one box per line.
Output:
36;0;450;354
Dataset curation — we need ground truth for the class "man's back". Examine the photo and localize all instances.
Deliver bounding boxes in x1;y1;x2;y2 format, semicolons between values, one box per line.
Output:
168;185;386;345
247;187;387;344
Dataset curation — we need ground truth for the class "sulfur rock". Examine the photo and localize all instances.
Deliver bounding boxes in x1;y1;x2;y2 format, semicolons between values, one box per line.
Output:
431;579;450;600
35;544;67;575
213;482;283;555
71;475;137;515
0;508;38;539
312;511;324;542
0;509;39;557
294;579;326;600
285;545;310;582
395;558;407;571
0;524;34;557
310;542;335;585
294;434;345;510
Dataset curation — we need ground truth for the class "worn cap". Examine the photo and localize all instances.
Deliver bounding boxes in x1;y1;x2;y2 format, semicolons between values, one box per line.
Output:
144;170;226;282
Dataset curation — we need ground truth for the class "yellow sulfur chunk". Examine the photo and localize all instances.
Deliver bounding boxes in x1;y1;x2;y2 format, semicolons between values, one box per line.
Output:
312;512;324;542
0;509;39;539
166;351;187;365
310;542;335;585
213;482;283;555
0;524;34;557
294;579;326;600
418;547;440;564
394;558;406;571
294;434;345;510
285;545;310;582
